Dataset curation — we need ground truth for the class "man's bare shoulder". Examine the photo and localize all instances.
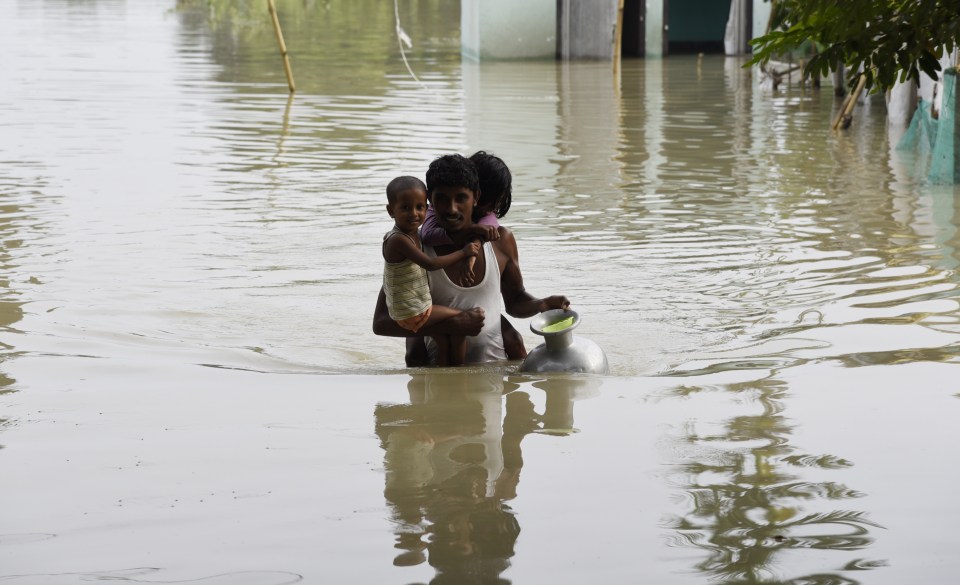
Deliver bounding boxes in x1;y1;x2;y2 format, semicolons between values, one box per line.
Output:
493;225;518;243
494;225;516;243
492;226;519;269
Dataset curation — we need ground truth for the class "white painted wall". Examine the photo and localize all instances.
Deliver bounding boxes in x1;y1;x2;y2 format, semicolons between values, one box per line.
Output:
724;0;750;55
887;80;917;129
752;0;772;40
461;0;556;60
645;0;664;57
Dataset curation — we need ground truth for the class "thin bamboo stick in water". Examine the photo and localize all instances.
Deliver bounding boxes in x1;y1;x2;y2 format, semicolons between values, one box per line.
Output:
613;0;624;79
268;0;296;93
833;73;867;130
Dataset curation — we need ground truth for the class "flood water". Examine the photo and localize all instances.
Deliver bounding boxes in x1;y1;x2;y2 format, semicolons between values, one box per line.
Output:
2;1;959;583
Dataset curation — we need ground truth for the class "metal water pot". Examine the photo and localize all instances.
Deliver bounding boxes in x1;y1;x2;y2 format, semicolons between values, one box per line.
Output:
519;309;609;374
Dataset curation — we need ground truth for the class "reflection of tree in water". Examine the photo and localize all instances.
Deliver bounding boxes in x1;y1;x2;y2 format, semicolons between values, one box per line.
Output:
374;373;535;585
665;378;884;584
0;197;29;397
0;192;39;448
174;0;458;94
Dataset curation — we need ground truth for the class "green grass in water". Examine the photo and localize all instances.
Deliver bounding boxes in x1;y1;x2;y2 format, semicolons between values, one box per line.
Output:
540;316;575;333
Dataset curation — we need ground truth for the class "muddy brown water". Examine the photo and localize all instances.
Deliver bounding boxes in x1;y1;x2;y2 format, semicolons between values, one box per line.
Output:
1;2;958;583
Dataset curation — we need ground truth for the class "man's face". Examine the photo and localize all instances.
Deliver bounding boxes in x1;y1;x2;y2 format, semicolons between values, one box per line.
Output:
429;185;477;234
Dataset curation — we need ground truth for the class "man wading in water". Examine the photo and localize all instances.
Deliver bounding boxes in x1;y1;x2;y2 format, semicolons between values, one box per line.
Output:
373;154;570;366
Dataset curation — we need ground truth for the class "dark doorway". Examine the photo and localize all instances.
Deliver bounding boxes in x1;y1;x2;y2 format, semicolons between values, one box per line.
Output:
621;0;645;58
666;0;732;54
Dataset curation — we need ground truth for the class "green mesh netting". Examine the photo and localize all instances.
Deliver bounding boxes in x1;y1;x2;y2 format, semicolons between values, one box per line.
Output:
897;69;958;184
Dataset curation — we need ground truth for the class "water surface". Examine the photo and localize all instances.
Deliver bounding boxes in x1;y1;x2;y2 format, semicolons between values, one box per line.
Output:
1;1;959;583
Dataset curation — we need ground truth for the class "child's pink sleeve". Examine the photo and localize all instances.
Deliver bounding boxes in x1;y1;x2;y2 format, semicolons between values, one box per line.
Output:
476;212;500;228
420;207;453;246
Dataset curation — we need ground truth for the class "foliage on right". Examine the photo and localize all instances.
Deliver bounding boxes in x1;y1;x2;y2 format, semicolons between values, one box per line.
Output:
748;0;960;92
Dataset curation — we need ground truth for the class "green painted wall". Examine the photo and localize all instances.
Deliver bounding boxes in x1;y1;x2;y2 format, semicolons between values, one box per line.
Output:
669;0;730;41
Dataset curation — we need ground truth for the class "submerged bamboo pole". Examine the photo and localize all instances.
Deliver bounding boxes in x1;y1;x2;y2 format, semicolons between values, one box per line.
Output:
613;0;625;79
832;92;854;130
832;73;867;130
268;0;296;93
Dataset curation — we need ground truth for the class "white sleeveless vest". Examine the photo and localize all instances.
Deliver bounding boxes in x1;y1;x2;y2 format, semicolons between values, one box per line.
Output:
423;241;506;364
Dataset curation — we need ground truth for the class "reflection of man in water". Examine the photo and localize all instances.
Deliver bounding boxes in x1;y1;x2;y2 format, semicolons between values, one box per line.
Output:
374;373;539;584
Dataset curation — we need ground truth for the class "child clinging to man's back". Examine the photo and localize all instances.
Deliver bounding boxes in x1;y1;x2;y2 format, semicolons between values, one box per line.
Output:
421;150;512;249
382;176;480;366
420;151;527;359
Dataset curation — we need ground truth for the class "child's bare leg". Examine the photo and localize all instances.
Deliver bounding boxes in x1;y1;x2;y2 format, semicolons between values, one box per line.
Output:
434;335;451;367
501;316;527;360
448;334;467;366
405;337;429;367
431;335;467;367
421;305;466;367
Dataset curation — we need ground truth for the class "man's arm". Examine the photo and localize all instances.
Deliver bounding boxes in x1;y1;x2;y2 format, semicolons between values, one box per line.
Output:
420;207;454;247
372;288;486;338
497;228;570;318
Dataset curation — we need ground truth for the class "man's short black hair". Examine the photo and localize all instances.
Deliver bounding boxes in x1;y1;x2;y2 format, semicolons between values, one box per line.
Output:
425;154;479;198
